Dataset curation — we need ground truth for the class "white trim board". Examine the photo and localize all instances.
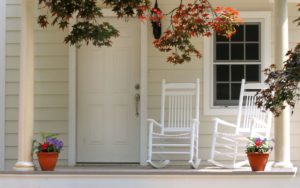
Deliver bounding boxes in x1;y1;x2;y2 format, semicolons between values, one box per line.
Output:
269;0;299;3
68;35;76;165
0;0;6;170
139;21;148;166
68;10;148;166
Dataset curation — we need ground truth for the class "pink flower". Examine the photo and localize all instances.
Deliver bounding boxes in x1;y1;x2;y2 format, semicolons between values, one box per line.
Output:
255;140;262;147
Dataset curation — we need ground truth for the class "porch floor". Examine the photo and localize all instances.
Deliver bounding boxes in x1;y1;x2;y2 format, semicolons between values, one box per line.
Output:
0;164;297;176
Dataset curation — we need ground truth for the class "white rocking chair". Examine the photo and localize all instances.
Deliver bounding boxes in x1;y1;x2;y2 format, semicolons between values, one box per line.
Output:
147;79;201;169
208;79;272;168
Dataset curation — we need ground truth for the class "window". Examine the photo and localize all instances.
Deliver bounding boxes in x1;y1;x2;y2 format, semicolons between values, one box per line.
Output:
214;23;261;106
203;12;271;115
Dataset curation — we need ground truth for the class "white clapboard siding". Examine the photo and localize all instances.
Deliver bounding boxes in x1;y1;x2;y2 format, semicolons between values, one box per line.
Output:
6;18;21;31
4;1;69;169
5;108;68;121
6;83;68;95
5;120;68;134
6;95;68;108
6;55;68;70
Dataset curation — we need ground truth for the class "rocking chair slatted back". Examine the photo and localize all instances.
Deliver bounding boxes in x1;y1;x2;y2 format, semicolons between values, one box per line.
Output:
236;79;272;138
147;79;201;169
161;79;200;132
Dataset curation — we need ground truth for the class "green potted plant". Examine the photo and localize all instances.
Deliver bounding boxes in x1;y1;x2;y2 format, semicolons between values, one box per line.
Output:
246;137;273;171
34;133;63;171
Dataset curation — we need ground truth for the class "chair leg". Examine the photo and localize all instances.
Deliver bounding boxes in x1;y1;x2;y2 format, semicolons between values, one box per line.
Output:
189;126;201;169
147;160;170;169
189;143;201;169
189;159;201;169
147;125;153;163
209;122;218;164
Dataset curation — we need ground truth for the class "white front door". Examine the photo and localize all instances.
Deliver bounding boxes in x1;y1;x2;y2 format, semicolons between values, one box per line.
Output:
77;18;140;163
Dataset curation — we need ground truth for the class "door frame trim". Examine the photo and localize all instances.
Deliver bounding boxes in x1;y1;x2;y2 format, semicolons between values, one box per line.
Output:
0;0;6;170
68;10;148;166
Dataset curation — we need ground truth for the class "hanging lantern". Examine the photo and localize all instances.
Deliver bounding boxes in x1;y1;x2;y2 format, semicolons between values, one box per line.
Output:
151;0;163;39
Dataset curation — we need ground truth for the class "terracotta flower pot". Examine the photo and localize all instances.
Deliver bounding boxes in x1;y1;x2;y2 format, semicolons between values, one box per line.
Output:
37;152;59;171
247;152;269;171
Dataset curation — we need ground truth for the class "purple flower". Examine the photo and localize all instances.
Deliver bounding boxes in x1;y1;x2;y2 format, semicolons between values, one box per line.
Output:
46;137;63;151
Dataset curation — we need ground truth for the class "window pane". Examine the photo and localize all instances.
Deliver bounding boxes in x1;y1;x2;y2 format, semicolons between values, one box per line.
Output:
231;65;244;81
216;44;229;60
216;65;229;81
246;65;260;81
231;25;244;42
246;25;259;41
216;34;229;42
246;43;259;60
231;44;244;60
231;83;241;100
216;84;229;100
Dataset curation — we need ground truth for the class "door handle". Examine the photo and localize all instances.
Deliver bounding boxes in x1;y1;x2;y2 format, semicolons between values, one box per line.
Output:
135;93;140;116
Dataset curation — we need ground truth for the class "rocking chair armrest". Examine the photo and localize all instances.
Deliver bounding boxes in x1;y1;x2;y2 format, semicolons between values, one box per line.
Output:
214;118;237;128
147;119;163;128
